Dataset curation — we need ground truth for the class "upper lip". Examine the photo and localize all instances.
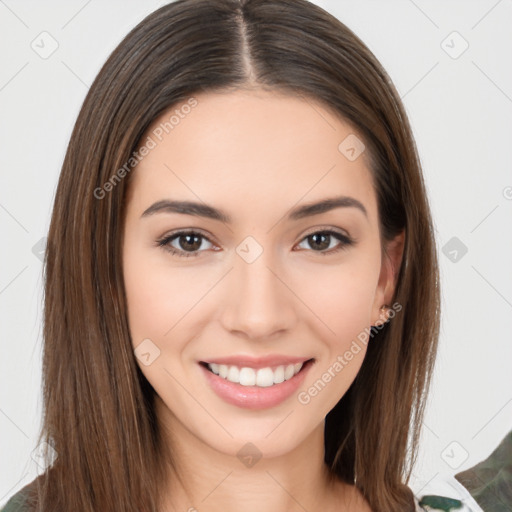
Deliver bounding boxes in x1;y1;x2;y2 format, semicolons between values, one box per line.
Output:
201;355;313;369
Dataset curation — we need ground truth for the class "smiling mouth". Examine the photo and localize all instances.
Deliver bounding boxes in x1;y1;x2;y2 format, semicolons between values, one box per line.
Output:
199;358;315;388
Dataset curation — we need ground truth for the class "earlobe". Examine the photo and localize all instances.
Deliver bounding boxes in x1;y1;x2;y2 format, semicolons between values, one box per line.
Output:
378;303;392;324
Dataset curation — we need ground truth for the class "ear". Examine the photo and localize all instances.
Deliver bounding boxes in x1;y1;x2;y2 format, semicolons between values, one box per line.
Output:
371;230;405;325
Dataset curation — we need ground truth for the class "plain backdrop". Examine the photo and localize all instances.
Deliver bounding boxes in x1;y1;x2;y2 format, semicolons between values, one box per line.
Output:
1;0;511;505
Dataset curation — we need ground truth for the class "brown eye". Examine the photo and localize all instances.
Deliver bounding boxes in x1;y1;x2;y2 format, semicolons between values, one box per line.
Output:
157;231;214;258
296;230;354;255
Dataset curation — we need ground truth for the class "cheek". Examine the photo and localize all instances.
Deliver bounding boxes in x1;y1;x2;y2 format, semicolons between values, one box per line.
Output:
302;273;374;328
292;253;380;337
122;248;207;403
290;254;380;402
123;245;209;345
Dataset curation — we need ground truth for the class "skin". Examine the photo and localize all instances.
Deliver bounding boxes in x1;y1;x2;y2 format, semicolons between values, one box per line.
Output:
122;88;404;512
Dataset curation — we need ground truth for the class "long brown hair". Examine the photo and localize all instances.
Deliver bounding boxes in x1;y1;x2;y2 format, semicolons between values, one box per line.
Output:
23;1;440;511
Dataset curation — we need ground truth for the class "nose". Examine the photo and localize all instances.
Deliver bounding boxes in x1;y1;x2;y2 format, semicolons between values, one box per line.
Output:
219;247;296;340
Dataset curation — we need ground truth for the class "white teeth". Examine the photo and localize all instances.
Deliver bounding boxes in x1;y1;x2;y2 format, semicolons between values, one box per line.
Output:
256;368;273;387
206;361;305;387
227;366;239;382
273;366;285;384
284;364;295;380
240;367;256;386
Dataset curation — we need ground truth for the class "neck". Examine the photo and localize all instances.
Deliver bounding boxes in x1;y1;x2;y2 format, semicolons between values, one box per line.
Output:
155;397;347;512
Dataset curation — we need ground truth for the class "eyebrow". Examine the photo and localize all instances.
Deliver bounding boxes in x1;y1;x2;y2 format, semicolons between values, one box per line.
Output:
140;195;368;223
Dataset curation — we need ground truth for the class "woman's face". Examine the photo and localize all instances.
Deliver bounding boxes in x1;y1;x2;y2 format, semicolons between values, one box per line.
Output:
122;89;400;458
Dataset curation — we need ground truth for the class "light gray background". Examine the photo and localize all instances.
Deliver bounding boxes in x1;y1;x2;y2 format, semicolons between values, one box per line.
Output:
1;0;511;505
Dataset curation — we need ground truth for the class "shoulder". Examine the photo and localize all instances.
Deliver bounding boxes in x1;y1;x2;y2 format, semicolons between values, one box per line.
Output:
0;475;42;512
455;429;512;510
413;430;512;511
414;494;469;511
0;487;30;512
412;473;484;512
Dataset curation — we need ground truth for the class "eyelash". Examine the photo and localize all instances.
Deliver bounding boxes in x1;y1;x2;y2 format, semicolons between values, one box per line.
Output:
156;229;355;258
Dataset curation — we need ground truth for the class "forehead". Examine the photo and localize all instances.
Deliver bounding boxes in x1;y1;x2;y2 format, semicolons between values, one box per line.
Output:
128;89;378;224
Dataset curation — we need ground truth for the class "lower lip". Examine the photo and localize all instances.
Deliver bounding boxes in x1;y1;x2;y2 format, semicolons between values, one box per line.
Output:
199;360;314;410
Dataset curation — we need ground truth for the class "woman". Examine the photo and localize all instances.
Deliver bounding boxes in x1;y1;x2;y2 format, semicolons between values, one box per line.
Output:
0;0;460;510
